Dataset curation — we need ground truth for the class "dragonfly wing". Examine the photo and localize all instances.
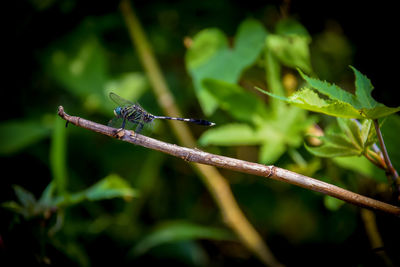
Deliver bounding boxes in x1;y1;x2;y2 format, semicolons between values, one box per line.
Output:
108;117;140;130
109;92;135;107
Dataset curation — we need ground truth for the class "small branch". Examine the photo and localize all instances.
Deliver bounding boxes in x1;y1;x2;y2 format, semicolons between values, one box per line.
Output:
373;119;400;198
58;106;400;216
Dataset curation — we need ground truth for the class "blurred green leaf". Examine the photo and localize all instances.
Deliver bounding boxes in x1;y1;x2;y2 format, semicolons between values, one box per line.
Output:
13;185;37;208
324;196;345;211
0;119;51;155
130;221;234;257
199;123;260;146
1;201;25;215
266;34;311;73
2;185;42;218
50;116;68;195
84;174;138;201
49;36;110;112
186;19;267;115
264;18;312;113
257;106;314;163
275;18;310;36
259;140;287;164
57;174;139;206
104;72;149;106
380;115;400;172
202;79;269;125
332;156;387;183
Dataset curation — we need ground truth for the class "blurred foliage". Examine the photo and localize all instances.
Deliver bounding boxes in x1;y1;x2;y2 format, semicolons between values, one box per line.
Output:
2;1;400;266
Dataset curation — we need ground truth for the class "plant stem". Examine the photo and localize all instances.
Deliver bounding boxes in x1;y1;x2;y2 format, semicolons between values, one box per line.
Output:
373;119;400;198
57;106;400;216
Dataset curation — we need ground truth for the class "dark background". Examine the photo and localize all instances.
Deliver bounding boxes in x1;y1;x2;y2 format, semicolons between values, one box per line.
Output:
2;1;399;266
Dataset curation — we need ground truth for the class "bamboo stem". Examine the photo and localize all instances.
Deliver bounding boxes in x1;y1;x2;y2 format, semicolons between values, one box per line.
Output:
119;1;282;265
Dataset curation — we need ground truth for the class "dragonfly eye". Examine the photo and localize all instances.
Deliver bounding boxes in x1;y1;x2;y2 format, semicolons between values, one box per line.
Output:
114;107;122;117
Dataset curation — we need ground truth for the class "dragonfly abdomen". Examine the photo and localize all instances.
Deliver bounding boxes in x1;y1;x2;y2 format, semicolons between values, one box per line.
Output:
154;116;215;126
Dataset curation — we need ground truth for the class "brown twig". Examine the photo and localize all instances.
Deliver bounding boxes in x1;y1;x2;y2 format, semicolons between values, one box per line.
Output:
58;106;400;216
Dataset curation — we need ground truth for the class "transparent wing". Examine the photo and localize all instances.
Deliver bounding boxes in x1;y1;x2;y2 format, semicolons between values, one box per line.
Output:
108;117;140;130
109;92;135;107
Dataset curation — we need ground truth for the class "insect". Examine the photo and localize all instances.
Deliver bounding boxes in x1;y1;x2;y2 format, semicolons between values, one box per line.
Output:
109;92;215;133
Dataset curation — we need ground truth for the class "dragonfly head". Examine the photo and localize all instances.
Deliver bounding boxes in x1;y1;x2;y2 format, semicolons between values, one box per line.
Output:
114;106;122;117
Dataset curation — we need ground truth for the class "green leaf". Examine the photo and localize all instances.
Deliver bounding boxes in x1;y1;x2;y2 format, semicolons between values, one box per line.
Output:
256;87;362;118
1;201;25;216
336;118;363;150
332;156;387;183
199;123;260;146
298;69;356;105
305;134;362;158
0;119;51;155
186;19;267;115
351;66;376;108
84;174;139;201
13;185;37;208
306;118;377;158
50;37;108;96
48;37;111;113
259;140;287;164
54;174;138;206
297;67;400;119
4;185;41;218
380;115;400;172
324;196;345;211
203;79;269;125
130;221;234;256
266;34;311;73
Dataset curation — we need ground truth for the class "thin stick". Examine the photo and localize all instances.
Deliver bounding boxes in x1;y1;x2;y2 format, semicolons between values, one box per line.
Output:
373;119;400;197
58;106;400;216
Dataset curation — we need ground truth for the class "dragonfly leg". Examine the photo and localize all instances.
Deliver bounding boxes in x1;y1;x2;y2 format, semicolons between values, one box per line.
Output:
121;119;126;129
135;122;144;133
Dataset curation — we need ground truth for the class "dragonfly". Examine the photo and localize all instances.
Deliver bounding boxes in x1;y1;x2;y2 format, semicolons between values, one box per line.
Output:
109;92;215;133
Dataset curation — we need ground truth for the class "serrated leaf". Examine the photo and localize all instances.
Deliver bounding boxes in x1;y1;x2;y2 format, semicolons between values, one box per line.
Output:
199;123;260;146
186;19;267;115
298;69;356;105
351;66;378;109
130;221;234;256
256;87;362;118
297;67;400;119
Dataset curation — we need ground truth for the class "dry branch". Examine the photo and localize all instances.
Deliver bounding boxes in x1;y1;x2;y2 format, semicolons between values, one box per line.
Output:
58;106;400;216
